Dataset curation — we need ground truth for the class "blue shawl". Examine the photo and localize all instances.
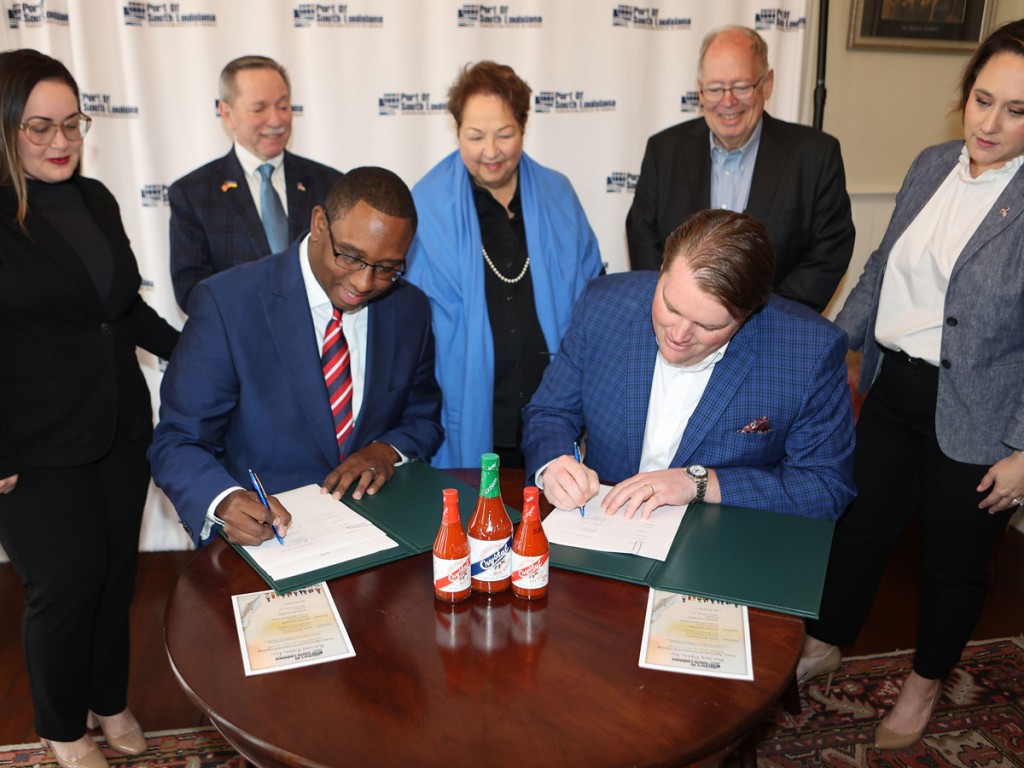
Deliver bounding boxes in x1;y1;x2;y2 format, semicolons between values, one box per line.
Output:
406;150;602;468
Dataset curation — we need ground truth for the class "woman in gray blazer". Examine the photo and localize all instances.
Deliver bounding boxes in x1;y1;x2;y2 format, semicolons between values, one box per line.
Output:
796;19;1024;750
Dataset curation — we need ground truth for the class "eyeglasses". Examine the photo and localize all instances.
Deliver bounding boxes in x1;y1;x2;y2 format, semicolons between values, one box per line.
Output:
323;211;406;282
18;114;92;146
699;73;768;105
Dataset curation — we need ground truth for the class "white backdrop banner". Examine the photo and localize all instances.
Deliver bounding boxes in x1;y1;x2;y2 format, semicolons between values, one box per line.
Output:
1;0;811;551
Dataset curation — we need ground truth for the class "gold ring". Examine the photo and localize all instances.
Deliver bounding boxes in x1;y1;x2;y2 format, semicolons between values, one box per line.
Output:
646;483;655;496
368;466;377;475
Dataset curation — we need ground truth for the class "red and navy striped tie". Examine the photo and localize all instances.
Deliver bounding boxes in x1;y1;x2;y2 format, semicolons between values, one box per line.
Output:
322;308;354;461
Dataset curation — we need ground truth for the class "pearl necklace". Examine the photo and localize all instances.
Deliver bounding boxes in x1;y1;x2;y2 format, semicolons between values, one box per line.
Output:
481;245;530;284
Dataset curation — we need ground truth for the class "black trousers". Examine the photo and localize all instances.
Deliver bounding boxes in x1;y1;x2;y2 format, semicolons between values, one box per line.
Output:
0;430;150;741
806;352;1013;679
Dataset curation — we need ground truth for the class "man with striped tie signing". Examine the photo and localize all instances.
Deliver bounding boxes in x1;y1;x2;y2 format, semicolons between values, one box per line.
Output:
150;168;443;547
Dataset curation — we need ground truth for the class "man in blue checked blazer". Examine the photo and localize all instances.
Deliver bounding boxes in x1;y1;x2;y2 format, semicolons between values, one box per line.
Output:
522;209;855;521
169;55;343;311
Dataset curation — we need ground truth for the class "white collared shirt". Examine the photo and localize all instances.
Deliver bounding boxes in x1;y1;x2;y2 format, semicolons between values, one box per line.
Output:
639;343;729;472
875;147;1022;364
233;142;289;219
297;234;368;421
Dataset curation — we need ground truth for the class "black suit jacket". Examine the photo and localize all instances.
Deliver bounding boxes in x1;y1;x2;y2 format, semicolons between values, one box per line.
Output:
625;113;855;312
168;148;343;310
0;177;178;476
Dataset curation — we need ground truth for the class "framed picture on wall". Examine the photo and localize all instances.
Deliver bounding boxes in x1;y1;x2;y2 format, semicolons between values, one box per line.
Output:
848;0;996;52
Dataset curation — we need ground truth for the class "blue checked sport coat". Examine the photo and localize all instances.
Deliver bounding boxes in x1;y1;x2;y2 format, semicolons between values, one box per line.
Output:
168;148;342;311
521;271;856;520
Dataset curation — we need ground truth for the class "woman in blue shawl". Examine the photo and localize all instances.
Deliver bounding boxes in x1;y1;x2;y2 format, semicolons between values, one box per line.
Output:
406;62;602;469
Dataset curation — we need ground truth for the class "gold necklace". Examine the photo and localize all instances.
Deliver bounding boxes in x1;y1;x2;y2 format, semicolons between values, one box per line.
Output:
481;245;530;284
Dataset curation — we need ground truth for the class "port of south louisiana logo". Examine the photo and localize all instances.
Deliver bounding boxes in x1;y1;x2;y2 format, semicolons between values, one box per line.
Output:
754;8;805;31
606;172;638;194
378;93;447;116
293;3;382;27
534;91;616;115
140;184;169;208
123;1;215;25
612;5;690;29
6;1;69;28
81;93;139;118
457;4;541;28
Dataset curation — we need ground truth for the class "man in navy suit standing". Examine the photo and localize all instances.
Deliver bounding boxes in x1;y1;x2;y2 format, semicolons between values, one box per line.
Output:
169;55;343;311
625;26;854;313
523;209;855;522
151;168;443;547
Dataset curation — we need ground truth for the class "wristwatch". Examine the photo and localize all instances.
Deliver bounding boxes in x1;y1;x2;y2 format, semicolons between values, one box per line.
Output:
685;465;708;504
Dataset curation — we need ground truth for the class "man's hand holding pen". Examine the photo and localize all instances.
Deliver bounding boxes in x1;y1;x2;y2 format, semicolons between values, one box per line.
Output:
321;441;400;501
215;490;292;546
540;454;600;511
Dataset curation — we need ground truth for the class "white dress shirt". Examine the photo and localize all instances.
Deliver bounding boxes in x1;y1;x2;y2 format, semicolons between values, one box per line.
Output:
876;147;1022;364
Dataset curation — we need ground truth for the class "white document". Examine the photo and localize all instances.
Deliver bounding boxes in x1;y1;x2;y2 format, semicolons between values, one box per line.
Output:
638;589;753;681
542;484;686;562
241;484;398;580
231;582;355;676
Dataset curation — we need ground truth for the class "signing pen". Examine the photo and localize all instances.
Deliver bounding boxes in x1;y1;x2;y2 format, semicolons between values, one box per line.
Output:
248;468;284;545
574;441;585;518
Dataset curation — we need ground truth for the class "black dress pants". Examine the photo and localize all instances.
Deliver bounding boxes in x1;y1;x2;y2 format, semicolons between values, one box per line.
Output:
0;430;150;740
806;351;1013;679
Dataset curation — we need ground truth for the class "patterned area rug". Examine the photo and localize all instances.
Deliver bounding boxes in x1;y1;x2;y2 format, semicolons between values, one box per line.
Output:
731;637;1024;767
0;726;243;767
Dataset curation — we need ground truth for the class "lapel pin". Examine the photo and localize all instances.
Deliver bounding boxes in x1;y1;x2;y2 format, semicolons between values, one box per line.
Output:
1001;207;1010;218
296;181;308;192
221;180;238;192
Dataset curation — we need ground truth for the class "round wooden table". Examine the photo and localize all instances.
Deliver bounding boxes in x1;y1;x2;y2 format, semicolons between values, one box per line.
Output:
165;469;803;767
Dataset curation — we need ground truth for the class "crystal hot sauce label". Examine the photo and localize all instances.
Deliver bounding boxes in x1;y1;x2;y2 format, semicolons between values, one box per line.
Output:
433;554;471;594
469;536;511;581
511;551;549;589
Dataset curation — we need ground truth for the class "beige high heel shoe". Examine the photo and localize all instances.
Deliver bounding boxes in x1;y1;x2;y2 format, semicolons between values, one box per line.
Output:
39;737;109;768
873;689;940;750
797;644;841;688
87;710;148;756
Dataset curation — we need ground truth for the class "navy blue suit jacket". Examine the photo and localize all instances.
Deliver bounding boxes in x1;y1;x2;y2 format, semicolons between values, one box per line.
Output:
150;243;443;546
168;148;342;310
522;272;856;520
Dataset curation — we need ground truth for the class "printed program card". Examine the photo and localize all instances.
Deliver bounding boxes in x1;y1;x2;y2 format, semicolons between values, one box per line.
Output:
638;589;753;680
231;582;355;675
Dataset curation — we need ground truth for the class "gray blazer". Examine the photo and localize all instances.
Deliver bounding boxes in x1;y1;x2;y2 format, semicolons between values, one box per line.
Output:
836;140;1024;465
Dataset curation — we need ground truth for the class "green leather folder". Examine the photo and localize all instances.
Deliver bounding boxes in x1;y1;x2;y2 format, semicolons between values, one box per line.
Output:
549;502;834;618
229;462;521;593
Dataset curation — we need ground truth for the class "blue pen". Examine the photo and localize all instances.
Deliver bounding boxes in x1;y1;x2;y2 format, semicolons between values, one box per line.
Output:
248;468;284;545
573;441;585;518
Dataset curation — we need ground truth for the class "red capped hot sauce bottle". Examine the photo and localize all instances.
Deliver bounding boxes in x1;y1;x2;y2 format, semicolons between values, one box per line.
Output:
433;488;471;602
511;486;549;600
467;453;512;594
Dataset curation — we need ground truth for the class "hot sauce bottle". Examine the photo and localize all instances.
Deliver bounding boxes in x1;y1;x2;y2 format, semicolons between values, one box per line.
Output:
510;486;549;600
467;453;512;594
433;488;471;602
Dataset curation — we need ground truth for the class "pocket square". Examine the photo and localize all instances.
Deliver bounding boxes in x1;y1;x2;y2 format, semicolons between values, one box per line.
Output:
738;416;771;434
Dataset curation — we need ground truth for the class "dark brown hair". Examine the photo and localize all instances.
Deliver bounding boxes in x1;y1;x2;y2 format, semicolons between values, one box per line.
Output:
0;48;81;228
447;61;531;130
958;19;1024;113
662;209;774;319
324;166;418;235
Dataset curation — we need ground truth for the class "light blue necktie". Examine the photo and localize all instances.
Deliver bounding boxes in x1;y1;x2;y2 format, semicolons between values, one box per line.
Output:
257;163;288;254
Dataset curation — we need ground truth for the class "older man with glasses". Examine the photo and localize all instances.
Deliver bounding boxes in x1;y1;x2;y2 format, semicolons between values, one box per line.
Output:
626;25;855;313
150;168;443;548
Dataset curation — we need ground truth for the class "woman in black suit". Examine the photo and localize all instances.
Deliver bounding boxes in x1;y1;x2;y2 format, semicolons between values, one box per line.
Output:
0;50;177;768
